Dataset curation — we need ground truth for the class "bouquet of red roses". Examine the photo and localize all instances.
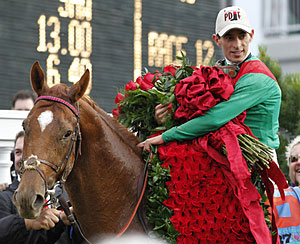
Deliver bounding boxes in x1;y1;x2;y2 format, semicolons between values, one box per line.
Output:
113;54;276;243
114;55;237;139
113;55;273;170
113;55;195;141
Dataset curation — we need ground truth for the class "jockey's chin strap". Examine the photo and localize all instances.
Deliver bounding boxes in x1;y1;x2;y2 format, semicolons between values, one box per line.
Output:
20;95;82;194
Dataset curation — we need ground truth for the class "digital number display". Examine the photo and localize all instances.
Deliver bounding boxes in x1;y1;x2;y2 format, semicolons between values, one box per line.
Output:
36;0;93;94
0;0;223;112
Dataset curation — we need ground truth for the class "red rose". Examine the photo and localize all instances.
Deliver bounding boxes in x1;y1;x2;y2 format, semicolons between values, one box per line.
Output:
112;106;124;118
163;65;178;77
112;108;119;117
136;76;154;91
143;72;160;84
173;66;234;122
114;92;124;105
125;80;138;91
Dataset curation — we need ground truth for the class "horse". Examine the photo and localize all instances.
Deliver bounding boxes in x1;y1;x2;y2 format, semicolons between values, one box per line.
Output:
13;61;146;242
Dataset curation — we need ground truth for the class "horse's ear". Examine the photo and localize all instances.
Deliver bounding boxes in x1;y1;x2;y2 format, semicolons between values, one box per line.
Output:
30;61;48;96
69;69;90;103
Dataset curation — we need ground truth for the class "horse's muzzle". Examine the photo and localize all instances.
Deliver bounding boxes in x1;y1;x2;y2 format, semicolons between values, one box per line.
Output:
13;189;45;219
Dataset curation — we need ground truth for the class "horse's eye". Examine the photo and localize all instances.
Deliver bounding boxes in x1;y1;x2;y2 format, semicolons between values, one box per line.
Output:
64;130;72;138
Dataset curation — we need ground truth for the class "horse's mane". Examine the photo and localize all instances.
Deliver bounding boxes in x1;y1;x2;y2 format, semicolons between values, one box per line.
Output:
47;84;141;156
80;95;141;155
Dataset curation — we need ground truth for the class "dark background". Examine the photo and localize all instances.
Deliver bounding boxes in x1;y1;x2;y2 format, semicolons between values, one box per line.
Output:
0;0;225;112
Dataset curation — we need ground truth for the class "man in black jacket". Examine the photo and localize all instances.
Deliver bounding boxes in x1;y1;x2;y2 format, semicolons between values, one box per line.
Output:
0;131;70;244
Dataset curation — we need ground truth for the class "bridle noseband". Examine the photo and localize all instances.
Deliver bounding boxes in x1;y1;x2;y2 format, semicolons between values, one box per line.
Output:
20;96;82;194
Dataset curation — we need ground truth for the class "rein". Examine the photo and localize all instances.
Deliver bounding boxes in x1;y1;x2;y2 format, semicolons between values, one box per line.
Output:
116;150;152;238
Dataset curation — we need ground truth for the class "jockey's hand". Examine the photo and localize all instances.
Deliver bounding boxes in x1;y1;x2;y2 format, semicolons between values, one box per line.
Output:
155;103;170;124
25;208;61;231
0;183;8;192
137;135;164;152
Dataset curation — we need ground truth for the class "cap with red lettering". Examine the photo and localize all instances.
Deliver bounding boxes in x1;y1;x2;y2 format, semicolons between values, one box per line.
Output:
215;6;252;37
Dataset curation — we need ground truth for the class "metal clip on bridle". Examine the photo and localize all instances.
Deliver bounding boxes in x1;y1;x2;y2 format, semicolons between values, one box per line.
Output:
44;182;62;208
45;183;92;244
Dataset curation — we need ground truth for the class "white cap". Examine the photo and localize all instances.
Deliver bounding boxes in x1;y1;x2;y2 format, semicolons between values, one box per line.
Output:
215;6;252;37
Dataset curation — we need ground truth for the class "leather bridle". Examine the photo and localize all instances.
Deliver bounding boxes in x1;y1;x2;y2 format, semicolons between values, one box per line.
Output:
20;95;82;194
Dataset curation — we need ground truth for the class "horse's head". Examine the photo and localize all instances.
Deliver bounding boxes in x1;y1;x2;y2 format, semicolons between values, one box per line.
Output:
13;61;90;218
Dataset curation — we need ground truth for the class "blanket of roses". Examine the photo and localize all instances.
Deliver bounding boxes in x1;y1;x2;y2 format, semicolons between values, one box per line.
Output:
113;56;288;244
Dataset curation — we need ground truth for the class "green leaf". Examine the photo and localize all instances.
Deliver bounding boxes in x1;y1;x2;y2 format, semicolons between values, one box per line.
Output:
175;70;183;80
153;175;159;183
153;223;166;230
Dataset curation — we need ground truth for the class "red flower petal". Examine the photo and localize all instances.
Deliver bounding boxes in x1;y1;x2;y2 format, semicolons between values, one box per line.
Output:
114;92;124;105
125;80;138;91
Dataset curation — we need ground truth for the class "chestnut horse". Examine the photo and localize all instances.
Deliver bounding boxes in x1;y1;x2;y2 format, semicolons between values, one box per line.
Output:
13;62;146;242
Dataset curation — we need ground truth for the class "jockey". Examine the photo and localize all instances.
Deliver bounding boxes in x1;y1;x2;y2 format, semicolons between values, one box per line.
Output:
138;5;281;160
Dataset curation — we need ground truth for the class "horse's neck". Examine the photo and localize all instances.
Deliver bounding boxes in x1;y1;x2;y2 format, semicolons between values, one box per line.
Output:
65;104;145;238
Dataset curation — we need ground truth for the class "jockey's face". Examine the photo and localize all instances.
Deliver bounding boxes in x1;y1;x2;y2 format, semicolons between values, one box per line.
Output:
289;143;300;186
213;28;254;64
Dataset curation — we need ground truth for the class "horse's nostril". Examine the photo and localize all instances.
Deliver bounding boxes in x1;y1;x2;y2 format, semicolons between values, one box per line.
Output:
33;194;45;210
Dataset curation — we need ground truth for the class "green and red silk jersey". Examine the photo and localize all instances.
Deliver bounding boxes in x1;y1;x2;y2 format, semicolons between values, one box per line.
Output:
162;55;281;149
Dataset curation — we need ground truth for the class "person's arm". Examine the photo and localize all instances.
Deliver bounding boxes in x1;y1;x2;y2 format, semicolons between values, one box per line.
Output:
0;191;66;244
37;217;67;244
0;215;30;243
0;191;30;243
162;73;277;143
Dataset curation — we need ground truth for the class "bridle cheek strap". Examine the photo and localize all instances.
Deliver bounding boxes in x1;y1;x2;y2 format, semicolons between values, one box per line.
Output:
60;122;81;183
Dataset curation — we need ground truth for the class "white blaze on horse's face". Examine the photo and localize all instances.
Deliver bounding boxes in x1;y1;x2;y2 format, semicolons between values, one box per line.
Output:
37;110;53;132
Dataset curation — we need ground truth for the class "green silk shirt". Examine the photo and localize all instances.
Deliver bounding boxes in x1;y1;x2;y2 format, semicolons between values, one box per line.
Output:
162;56;281;149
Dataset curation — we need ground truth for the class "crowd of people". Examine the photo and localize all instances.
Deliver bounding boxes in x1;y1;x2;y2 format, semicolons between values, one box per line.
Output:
0;5;299;244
